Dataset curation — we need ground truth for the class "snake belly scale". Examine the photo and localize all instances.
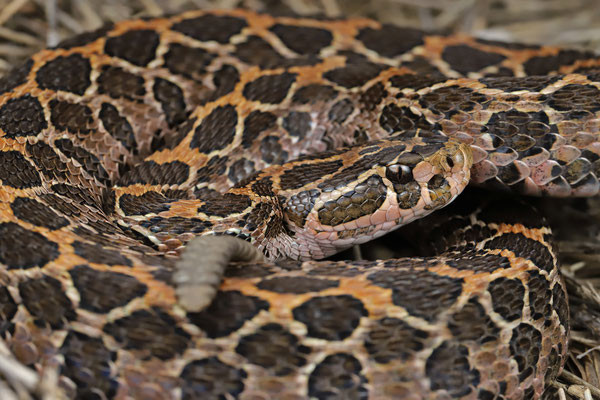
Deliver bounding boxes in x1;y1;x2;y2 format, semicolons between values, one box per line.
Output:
0;7;598;399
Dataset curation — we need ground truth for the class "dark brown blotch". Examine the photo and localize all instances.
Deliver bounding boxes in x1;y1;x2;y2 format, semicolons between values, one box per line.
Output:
210;64;240;100
103;307;189;359
180;357;246;399
70;265;147;313
0;286;17;332
72;241;132;267
0;222;58;269
118;160;190;186
0;150;41;188
292;295;367;340
420;85;486;116
244;202;275;233
99;103;137;153
257;276;339;294
224;264;275;279
172;15;248;44
190;105;238;152
379;103;432;133
307;262;364;277
49;100;94;135
270;24;332;55
390;73;445;90
104;29;160;66
446;252;511;273
163;43;215;81
426;341;480;397
282;111;312;139
235;35;285;68
523;49;596;75
55;23;113;48
198;193;251;217
441;44;506;75
38;194;79;219
119;191;173;216
0;95;47;138
324;62;385;88
97;66;146;102
368;268;463;322
260;136;288;164
485;233;554;272
139;216;212;236
196;155;228;183
280;160;343;190
527;270;553;321
250;177;275;196
11;197;68;230
19;275;75;328
552;283;569;327
357;25;424;58
236;323;310;375
360;82;388;111
308;353;368;399
153;78;188;128
365;317;429;363
188;290;269;338
480;75;560;92
292;84;338;104
35;54;91;95
243;72;297;104
242;110;277;148
448;299;499;343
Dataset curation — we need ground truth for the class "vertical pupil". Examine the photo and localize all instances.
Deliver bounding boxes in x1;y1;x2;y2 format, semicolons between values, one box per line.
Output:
387;165;412;184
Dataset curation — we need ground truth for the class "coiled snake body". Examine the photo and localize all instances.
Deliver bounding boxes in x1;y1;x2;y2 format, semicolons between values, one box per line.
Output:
0;8;598;399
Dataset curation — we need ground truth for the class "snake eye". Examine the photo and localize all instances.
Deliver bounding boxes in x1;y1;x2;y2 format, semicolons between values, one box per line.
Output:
446;156;454;168
386;164;413;184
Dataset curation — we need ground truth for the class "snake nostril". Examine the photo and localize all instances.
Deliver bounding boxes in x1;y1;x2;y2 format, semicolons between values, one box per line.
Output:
428;174;447;190
446;156;454;168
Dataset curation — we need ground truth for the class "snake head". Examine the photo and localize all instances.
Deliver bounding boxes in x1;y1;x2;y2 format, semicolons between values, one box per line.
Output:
277;136;473;260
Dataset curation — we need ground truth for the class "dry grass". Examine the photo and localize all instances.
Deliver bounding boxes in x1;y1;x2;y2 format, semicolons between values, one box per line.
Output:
0;0;600;398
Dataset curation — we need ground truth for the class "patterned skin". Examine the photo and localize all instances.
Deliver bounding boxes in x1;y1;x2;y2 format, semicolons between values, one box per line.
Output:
0;8;593;399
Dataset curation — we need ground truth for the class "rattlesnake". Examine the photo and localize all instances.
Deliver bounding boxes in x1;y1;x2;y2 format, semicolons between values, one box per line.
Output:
1;8;598;399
